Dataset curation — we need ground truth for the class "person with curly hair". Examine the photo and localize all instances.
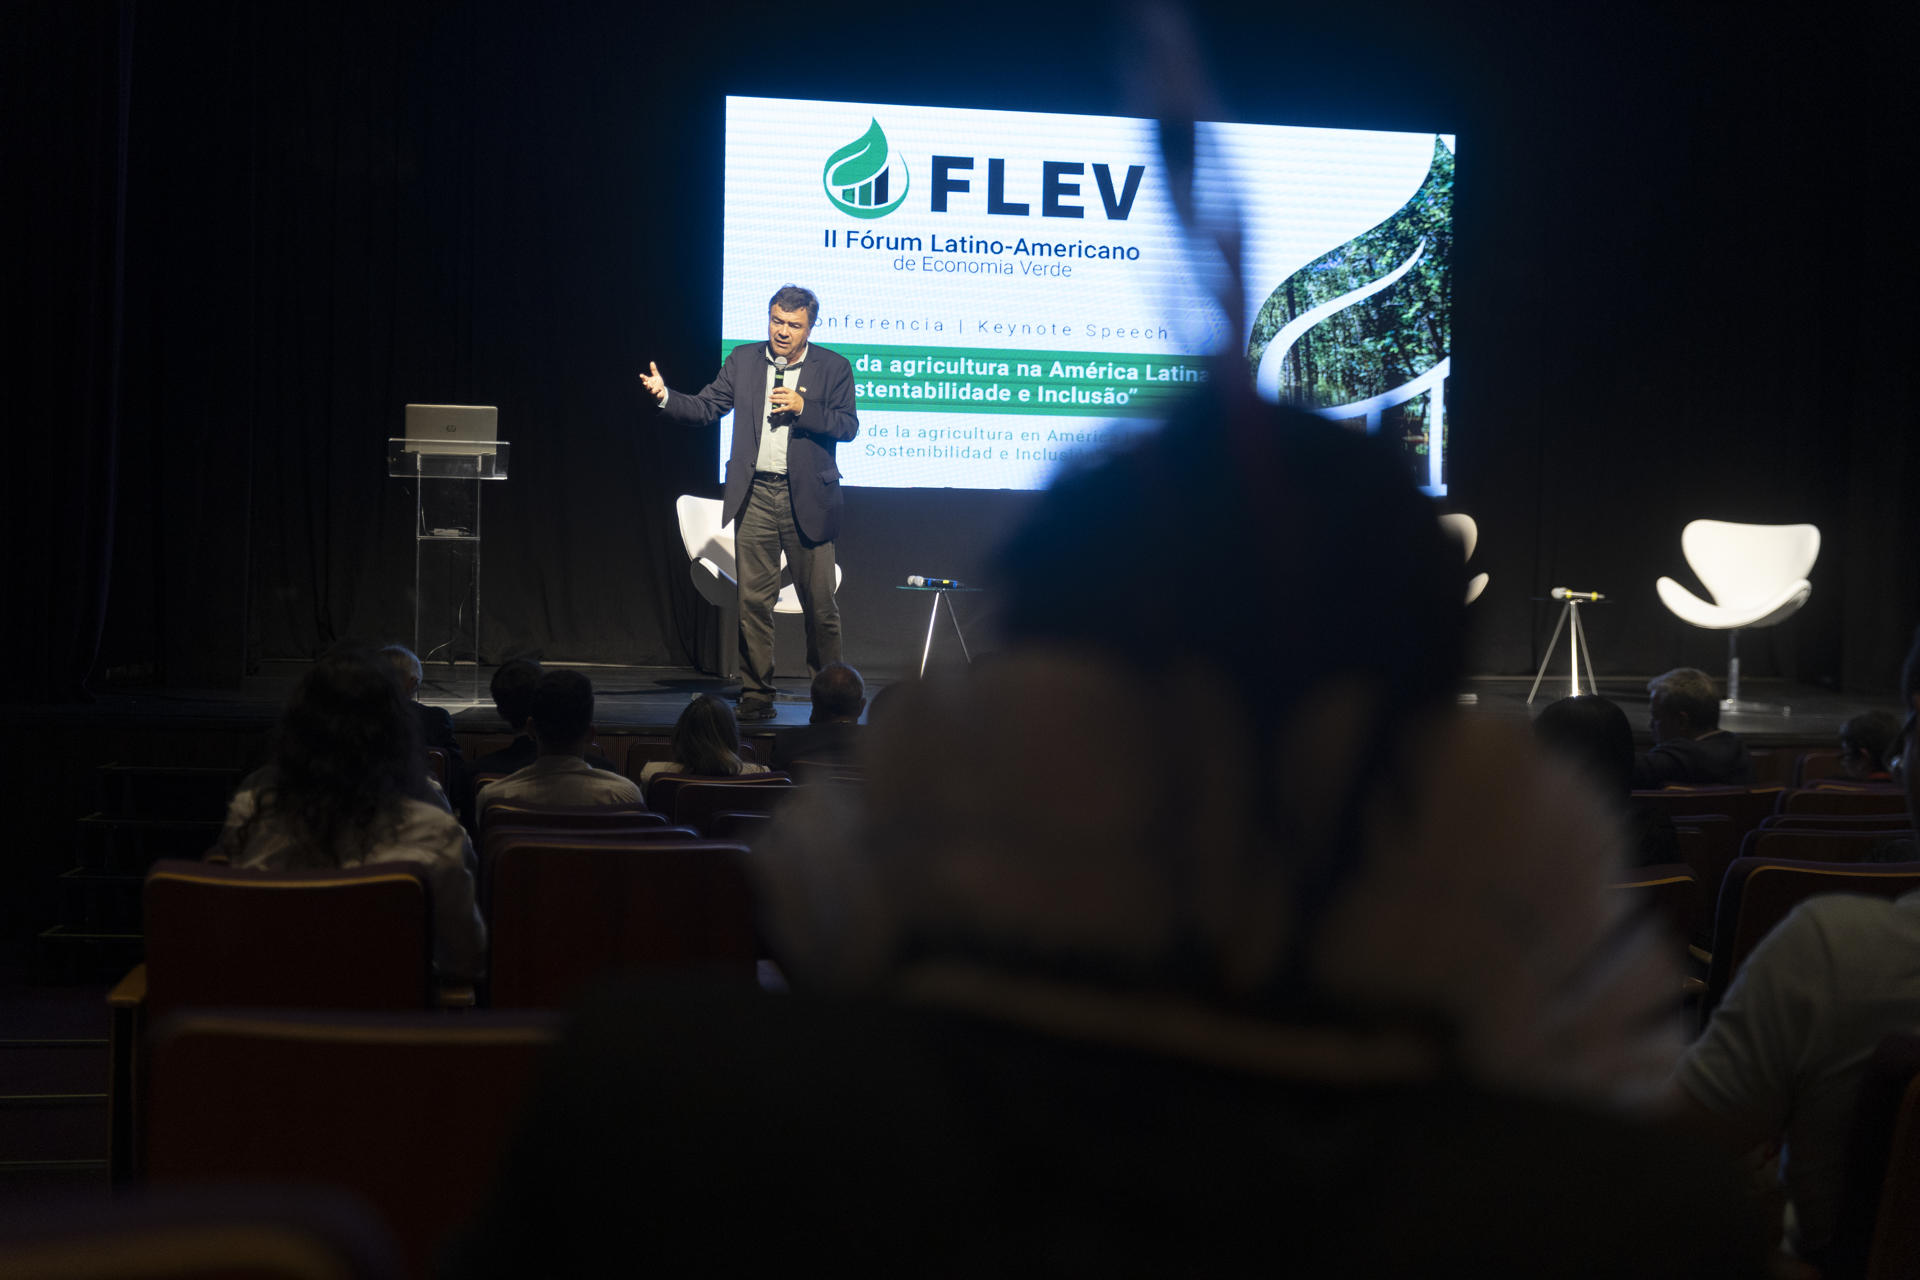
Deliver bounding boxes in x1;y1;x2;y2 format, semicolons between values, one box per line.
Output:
217;644;486;982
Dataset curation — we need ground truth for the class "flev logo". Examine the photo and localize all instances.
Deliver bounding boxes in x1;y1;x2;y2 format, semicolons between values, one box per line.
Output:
823;119;909;219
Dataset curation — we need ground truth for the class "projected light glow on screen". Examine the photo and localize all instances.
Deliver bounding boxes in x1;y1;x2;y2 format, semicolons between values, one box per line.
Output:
719;96;1453;495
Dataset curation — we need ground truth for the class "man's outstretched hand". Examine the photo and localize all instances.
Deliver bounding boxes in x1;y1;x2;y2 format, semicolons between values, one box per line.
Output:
638;361;667;406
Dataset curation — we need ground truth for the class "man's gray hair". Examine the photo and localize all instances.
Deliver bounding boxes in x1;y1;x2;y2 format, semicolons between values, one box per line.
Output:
380;644;424;689
1648;667;1719;729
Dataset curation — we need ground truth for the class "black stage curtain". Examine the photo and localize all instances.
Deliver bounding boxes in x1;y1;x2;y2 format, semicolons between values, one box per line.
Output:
8;1;1916;698
4;2;132;700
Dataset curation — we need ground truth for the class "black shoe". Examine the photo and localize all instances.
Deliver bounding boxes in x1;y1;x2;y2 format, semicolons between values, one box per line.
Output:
736;701;776;721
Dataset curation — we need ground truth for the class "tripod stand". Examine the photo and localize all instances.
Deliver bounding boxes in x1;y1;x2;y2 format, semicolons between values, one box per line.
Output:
1527;592;1603;706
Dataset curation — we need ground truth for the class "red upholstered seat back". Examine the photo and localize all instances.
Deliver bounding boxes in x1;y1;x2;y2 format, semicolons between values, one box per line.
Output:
1634;786;1784;838
1672;815;1740;947
1737;827;1906;863
644;770;790;816
479;801;661;835
1762;812;1915;833
672;780;797;833
1781;786;1911;816
146;1010;558;1279
1702;859;1920;1027
142;860;433;1021
1610;862;1696;943
486;835;757;1007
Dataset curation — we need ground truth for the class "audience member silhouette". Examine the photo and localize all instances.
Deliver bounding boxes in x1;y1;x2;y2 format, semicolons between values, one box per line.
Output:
637;694;770;792
451;391;1763;1275
380;643;465;765
1671;626;1920;1272
1633;668;1754;788
1534;694;1680;866
771;663;866;771
215;645;485;982
1835;709;1900;783
473;670;641;822
459;659;618;825
861;676;908;730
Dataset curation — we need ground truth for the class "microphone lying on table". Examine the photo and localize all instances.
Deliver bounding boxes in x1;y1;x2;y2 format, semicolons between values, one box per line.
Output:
907;575;964;590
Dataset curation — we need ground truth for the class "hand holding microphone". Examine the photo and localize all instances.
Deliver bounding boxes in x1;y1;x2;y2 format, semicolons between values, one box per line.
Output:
769;356;805;419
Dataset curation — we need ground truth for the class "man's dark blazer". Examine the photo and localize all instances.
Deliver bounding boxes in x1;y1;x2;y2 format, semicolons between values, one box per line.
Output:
770;720;864;771
1631;730;1754;789
660;340;859;544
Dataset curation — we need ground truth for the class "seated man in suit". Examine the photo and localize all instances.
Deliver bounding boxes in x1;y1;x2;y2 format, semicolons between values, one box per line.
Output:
771;663;866;772
1668;627;1920;1272
474;670;641;824
1632;667;1753;788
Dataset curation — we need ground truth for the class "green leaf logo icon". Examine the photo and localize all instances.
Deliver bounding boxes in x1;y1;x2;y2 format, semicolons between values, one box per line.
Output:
823;119;910;219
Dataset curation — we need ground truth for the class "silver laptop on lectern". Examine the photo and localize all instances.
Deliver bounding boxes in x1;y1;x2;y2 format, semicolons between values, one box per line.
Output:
404;404;499;455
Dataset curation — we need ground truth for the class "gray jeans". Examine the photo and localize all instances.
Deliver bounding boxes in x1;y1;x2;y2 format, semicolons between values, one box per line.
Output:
736;473;841;703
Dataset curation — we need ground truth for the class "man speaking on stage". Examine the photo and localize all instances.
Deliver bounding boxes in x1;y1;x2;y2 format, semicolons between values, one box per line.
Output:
640;284;859;720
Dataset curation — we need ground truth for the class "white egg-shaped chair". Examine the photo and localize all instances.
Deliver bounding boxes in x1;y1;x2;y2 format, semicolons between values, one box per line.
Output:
676;495;842;678
1437;513;1489;606
1655;519;1819;712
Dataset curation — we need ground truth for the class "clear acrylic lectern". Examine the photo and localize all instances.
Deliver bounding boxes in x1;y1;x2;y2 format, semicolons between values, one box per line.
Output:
387;439;510;708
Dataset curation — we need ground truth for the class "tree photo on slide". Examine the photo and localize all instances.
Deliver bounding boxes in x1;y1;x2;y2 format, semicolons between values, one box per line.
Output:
1246;135;1453;489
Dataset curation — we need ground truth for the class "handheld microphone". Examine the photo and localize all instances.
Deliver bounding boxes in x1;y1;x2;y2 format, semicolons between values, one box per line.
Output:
908;575;963;590
770;356;790;425
1550;588;1605;602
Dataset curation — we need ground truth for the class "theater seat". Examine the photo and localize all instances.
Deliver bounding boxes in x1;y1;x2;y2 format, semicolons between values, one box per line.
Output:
1610;862;1696;946
0;1186;405;1280
146;1010;558;1279
1780;786;1911;816
644;770;790;817
672;781;798;833
1762;812;1914;833
1671;815;1740;950
1831;1034;1920;1280
1737;827;1908;863
108;860;442;1184
1701;859;1920;1027
485;834;757;1006
1633;786;1783;841
135;860;436;1023
478;801;662;834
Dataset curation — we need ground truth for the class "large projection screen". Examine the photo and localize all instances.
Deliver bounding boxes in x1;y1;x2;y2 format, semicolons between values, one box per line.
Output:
720;96;1453;495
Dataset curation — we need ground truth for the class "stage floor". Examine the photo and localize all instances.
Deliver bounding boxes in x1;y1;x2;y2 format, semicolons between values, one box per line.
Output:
23;664;1901;748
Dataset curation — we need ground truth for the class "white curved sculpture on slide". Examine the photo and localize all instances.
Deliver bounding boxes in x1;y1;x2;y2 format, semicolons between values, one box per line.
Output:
1654;519;1819;713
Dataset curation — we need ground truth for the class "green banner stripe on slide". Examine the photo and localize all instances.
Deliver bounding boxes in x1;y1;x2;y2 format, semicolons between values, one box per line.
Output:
724;341;1211;418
